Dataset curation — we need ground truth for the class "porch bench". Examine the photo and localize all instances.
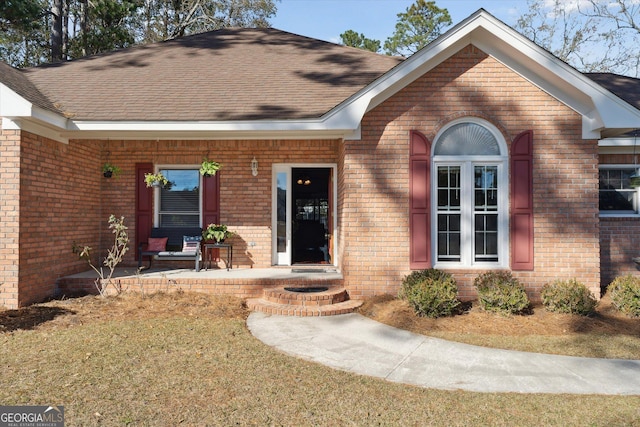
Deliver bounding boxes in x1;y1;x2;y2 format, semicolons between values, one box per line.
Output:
138;227;202;271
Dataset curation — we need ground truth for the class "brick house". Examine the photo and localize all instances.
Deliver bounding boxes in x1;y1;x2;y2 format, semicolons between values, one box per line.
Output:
1;9;640;309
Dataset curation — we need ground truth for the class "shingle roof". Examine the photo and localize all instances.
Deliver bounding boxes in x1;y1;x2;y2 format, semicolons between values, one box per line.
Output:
585;72;640;111
16;28;403;121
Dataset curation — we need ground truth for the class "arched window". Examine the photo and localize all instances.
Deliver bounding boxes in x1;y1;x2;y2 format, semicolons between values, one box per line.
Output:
432;119;508;268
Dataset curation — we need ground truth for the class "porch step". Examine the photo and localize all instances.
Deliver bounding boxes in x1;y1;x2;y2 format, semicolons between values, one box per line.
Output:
247;285;362;317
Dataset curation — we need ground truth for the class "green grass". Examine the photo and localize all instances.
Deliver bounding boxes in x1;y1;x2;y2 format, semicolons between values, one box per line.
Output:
1;294;639;426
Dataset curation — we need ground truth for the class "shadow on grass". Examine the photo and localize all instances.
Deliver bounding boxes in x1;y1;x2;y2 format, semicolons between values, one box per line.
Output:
0;306;75;332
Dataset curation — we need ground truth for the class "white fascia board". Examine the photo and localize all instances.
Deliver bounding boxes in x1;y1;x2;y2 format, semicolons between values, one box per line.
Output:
63;119;353;140
599;136;640;147
466;17;640;134
0;84;33;117
1;84;70;143
6;117;69;143
322;23;475;127
324;11;640;139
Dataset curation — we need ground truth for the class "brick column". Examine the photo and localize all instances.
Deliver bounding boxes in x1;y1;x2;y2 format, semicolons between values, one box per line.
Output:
0;129;21;309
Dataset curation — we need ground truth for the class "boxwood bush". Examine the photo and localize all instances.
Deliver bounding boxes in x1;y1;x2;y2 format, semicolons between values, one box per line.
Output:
474;271;530;315
608;275;640;317
399;269;461;318
541;279;597;316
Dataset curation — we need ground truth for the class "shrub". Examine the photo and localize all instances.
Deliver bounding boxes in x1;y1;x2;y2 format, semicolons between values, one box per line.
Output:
474;271;530;315
399;269;461;318
608;275;640;318
541;279;597;316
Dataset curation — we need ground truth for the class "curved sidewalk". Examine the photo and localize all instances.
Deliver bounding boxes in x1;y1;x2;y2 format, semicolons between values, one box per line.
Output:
247;312;640;395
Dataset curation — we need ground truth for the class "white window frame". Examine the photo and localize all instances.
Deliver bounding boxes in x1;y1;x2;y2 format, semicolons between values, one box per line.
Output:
431;118;509;269
153;165;203;227
598;164;640;218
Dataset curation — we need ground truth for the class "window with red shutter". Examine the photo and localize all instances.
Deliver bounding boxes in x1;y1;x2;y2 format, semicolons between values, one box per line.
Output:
510;130;534;271
410;131;432;269
431;119;509;268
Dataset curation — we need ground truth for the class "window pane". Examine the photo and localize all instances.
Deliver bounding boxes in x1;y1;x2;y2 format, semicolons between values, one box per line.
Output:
599;190;634;211
474;166;498;211
159;169;200;227
437;166;460;209
599;168;636;211
277;172;287;252
160;214;200;227
437;214;461;262
474;213;498;262
434;123;500;155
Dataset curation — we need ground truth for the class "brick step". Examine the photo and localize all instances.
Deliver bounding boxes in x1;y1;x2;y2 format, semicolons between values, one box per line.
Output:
246;297;363;317
262;285;349;306
247;285;362;317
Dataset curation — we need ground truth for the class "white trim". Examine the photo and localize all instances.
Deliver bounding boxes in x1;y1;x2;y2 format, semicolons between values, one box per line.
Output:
432;119;509;269
326;11;640;139
3;10;640;142
599;136;640;147
153;165;201;227
598;164;640;215
271;163;338;266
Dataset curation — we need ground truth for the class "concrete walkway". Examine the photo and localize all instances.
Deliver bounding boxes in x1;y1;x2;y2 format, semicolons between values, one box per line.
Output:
247;312;640;395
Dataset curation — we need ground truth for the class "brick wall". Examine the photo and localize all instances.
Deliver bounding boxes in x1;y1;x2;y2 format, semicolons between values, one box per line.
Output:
18;132;101;307
341;45;601;301
0;129;21;308
0;130;101;308
100;139;339;269
2;44;606;307
600;218;640;287
599;153;640;287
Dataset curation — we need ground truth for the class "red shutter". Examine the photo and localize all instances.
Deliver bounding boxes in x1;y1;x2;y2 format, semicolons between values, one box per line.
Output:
202;173;220;227
510;130;534;270
410;131;432;269
135;163;153;261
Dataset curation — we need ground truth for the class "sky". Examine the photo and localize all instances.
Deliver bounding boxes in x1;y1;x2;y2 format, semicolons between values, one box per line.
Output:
271;0;531;45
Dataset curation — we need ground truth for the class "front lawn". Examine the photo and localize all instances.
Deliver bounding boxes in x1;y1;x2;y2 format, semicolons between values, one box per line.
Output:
1;292;639;426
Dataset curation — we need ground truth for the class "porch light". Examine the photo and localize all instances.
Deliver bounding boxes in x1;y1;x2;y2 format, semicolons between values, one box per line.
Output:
251;157;258;176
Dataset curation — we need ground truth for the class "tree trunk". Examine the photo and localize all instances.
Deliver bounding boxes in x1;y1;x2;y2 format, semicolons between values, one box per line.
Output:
62;0;69;60
51;0;63;62
80;0;88;56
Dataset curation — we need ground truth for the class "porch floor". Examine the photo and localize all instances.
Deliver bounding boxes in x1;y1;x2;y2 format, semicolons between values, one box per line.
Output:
63;266;343;281
57;266;346;303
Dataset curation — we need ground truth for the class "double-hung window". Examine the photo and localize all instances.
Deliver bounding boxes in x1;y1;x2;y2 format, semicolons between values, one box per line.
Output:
157;168;201;227
433;120;508;268
599;166;639;215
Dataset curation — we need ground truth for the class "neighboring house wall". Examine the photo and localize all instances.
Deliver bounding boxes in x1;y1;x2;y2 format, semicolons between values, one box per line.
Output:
341;45;601;301
599;153;640;286
0;130;101;308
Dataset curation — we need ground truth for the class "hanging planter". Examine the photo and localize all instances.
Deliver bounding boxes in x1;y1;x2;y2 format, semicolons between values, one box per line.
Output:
144;172;169;188
102;163;121;178
199;159;221;178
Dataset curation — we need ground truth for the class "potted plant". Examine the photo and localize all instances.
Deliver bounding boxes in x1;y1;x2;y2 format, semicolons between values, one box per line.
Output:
200;159;221;177
144;172;169;188
202;223;234;243
102;163;121;178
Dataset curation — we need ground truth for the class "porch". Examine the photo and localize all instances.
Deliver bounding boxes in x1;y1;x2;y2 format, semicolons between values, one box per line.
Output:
56;266;362;316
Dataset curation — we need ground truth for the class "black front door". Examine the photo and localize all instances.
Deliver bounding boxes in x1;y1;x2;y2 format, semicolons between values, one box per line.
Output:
292;168;330;264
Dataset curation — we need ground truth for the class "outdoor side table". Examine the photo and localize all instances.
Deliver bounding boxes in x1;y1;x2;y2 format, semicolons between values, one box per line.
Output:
203;243;233;271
